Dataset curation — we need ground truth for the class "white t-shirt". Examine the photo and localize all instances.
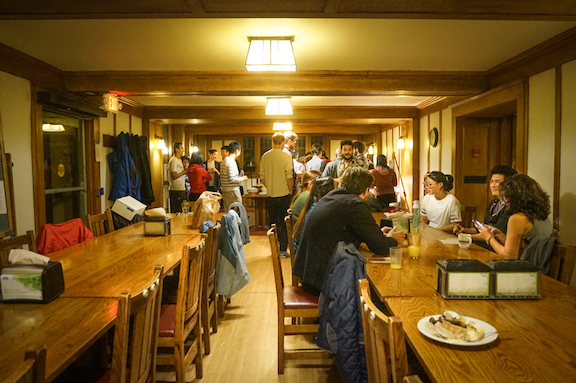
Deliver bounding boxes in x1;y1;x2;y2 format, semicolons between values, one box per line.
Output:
421;193;461;228
168;156;185;191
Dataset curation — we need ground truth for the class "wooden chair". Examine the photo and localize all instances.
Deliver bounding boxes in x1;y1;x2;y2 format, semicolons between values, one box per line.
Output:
284;214;299;287
6;346;46;383
461;205;477;228
0;230;37;269
267;225;331;374
359;279;423;383
157;241;205;383
86;208;114;237
201;223;221;355
104;265;164;383
549;244;576;285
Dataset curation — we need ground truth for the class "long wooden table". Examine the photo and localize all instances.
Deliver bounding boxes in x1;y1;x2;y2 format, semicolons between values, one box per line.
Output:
1;218;203;381
366;219;576;382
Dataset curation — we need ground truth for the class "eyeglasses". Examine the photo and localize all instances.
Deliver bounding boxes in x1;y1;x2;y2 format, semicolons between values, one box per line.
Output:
425;182;437;188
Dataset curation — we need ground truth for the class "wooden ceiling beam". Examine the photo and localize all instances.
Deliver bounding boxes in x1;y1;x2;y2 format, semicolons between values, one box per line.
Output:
64;70;489;96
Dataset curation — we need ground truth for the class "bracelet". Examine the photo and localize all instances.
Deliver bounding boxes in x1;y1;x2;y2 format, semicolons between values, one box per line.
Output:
486;236;494;244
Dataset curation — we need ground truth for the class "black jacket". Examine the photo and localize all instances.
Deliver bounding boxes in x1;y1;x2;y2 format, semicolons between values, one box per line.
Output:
203;160;221;191
293;188;397;292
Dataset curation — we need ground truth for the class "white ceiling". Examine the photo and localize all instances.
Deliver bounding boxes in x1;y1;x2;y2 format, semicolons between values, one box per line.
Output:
0;18;574;107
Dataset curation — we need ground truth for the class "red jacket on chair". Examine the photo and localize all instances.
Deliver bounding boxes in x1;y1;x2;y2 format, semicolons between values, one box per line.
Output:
36;218;94;255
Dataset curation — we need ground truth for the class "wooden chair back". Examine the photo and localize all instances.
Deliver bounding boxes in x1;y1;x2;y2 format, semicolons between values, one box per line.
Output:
549;244;576;285
201;223;221;354
6;346;46;383
359;278;421;383
179;241;204;325
0;230;37;269
268;225;285;306
111;265;164;383
86;208;114;237
283;214;300;287
461;205;477;228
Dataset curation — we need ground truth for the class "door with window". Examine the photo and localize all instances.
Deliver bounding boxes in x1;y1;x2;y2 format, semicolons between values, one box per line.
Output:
42;111;87;224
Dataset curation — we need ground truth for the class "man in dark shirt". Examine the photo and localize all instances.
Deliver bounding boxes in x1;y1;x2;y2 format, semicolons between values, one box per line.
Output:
293;166;405;296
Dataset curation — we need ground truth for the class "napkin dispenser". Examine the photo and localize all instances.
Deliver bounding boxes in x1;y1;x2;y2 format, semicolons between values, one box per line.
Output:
436;259;492;299
144;216;172;236
484;260;541;299
0;261;65;303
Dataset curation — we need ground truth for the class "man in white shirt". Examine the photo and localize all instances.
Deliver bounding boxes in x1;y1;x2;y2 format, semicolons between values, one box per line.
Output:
306;143;325;172
283;131;298;195
221;141;248;210
261;133;294;256
168;142;187;213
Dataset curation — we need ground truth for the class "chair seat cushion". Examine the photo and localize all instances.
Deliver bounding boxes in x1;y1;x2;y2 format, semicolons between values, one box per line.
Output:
158;304;177;337
283;286;319;310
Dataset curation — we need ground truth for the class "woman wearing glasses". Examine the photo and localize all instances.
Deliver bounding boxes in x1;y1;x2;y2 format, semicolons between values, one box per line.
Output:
421;171;462;232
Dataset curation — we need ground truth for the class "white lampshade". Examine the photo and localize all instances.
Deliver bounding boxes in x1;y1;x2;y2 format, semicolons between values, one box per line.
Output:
157;138;166;150
266;97;293;115
273;122;292;131
42;123;65;132
246;37;296;72
397;137;405;149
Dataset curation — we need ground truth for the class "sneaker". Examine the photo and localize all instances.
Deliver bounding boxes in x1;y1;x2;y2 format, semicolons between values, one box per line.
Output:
279;251;290;258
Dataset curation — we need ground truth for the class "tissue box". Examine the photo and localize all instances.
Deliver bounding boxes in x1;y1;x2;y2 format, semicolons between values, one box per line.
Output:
436;259;492;299
112;196;146;220
0;261;65;303
144;216;172;236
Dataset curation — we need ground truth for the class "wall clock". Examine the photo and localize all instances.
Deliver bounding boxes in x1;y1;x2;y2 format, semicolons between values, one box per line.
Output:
429;127;439;147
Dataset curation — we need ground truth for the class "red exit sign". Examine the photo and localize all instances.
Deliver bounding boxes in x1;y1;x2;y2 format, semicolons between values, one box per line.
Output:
103;93;120;113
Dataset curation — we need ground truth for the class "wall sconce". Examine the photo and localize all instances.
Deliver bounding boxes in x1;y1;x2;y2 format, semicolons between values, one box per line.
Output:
192;145;199;153
273;122;292;131
42;123;65;132
368;145;374;155
155;134;166;151
397;136;405;149
266;97;293;115
245;37;296;72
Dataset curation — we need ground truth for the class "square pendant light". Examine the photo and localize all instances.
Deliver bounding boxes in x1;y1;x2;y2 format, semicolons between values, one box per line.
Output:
42;123;65;132
266;97;293;115
273;122;292;131
246;37;296;72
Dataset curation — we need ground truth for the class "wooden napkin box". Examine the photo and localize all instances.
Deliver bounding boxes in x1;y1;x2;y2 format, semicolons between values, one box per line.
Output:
144;216;172;236
0;261;65;303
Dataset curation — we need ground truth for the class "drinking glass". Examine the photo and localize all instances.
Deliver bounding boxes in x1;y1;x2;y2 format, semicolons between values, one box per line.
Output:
390;247;403;269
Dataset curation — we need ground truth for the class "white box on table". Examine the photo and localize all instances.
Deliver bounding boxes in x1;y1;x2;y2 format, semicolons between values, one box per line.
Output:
112;196;146;220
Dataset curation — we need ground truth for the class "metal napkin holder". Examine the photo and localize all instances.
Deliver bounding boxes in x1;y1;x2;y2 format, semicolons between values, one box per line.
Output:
144;216;172;236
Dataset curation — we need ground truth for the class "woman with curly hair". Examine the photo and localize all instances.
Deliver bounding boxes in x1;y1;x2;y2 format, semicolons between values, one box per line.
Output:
477;174;552;258
421;171;462;232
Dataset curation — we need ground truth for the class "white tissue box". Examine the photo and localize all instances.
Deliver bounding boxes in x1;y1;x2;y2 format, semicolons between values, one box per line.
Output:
112;196;146;220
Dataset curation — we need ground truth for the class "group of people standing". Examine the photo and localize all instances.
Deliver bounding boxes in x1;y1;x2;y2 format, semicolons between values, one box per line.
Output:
167;141;247;213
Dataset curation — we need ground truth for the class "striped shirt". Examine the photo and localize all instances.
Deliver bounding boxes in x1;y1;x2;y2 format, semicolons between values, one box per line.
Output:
221;157;244;192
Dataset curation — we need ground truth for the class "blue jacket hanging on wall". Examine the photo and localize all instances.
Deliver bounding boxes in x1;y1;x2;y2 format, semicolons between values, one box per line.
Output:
108;132;141;201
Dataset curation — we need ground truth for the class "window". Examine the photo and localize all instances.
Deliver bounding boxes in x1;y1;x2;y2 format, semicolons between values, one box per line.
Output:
260;136;272;158
243;136;255;166
295;136;306;157
311;136;324;149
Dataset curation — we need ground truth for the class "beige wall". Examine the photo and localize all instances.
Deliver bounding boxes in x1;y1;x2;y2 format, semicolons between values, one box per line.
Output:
441;108;453;175
0;71;35;235
560;60;576;248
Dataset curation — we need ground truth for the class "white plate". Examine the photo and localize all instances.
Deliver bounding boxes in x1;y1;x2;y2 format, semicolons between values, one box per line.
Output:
417;315;498;346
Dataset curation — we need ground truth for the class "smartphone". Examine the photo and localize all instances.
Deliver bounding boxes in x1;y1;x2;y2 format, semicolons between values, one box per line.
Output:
473;220;484;228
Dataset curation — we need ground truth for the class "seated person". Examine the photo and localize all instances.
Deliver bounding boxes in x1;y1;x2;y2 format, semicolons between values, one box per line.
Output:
453;165;517;250
421;171;461;232
293;167;405;296
477;174;552;258
290;170;321;222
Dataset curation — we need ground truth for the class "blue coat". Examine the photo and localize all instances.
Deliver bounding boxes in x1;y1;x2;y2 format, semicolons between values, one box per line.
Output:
108;132;141;201
216;212;251;298
317;242;367;383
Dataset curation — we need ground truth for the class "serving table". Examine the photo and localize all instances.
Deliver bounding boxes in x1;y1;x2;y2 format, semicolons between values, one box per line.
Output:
243;194;268;231
366;218;576;382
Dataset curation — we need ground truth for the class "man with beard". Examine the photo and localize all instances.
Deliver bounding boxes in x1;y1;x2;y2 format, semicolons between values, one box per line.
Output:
336;139;356;178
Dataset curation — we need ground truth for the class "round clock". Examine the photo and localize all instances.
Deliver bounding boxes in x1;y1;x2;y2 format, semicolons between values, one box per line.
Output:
429;127;439;147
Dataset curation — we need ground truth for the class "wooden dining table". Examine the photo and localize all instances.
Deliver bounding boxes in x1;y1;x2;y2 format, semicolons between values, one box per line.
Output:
0;216;204;381
366;218;576;382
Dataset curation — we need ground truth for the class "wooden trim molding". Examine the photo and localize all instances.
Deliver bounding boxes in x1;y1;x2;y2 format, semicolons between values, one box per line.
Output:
452;81;524;118
553;66;562;231
31;86;46;232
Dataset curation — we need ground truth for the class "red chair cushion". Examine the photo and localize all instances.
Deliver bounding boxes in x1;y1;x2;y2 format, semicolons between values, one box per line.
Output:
158;304;177;337
283;286;319;310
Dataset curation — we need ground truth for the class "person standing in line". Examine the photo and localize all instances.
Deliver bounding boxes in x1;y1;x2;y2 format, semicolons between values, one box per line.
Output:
283;131;298;195
370;154;397;210
187;151;212;202
221;141;248;211
204;149;221;193
260;133;294;257
168;142;187;213
306;143;326;173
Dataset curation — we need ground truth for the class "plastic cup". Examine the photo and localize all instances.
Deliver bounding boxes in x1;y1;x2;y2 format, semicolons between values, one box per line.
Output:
458;233;472;249
390;247;403;269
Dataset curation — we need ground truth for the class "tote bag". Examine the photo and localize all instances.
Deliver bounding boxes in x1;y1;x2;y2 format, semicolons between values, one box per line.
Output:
190;191;222;228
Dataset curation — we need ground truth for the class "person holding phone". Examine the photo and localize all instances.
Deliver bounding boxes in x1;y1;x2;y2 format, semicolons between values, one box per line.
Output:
453;165;517;250
476;174;552;258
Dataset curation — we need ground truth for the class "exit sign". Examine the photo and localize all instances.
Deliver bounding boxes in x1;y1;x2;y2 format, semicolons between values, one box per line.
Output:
103;93;120;113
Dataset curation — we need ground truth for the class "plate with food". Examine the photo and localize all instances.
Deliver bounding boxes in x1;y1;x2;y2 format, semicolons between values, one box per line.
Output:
417;310;498;346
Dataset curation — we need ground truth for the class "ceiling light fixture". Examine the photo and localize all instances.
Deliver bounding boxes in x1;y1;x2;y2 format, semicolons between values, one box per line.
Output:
42;123;65;132
245;37;296;72
273;122;292;131
265;97;293;115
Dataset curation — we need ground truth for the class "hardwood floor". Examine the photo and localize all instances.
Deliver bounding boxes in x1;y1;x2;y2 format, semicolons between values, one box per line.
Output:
157;235;341;383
